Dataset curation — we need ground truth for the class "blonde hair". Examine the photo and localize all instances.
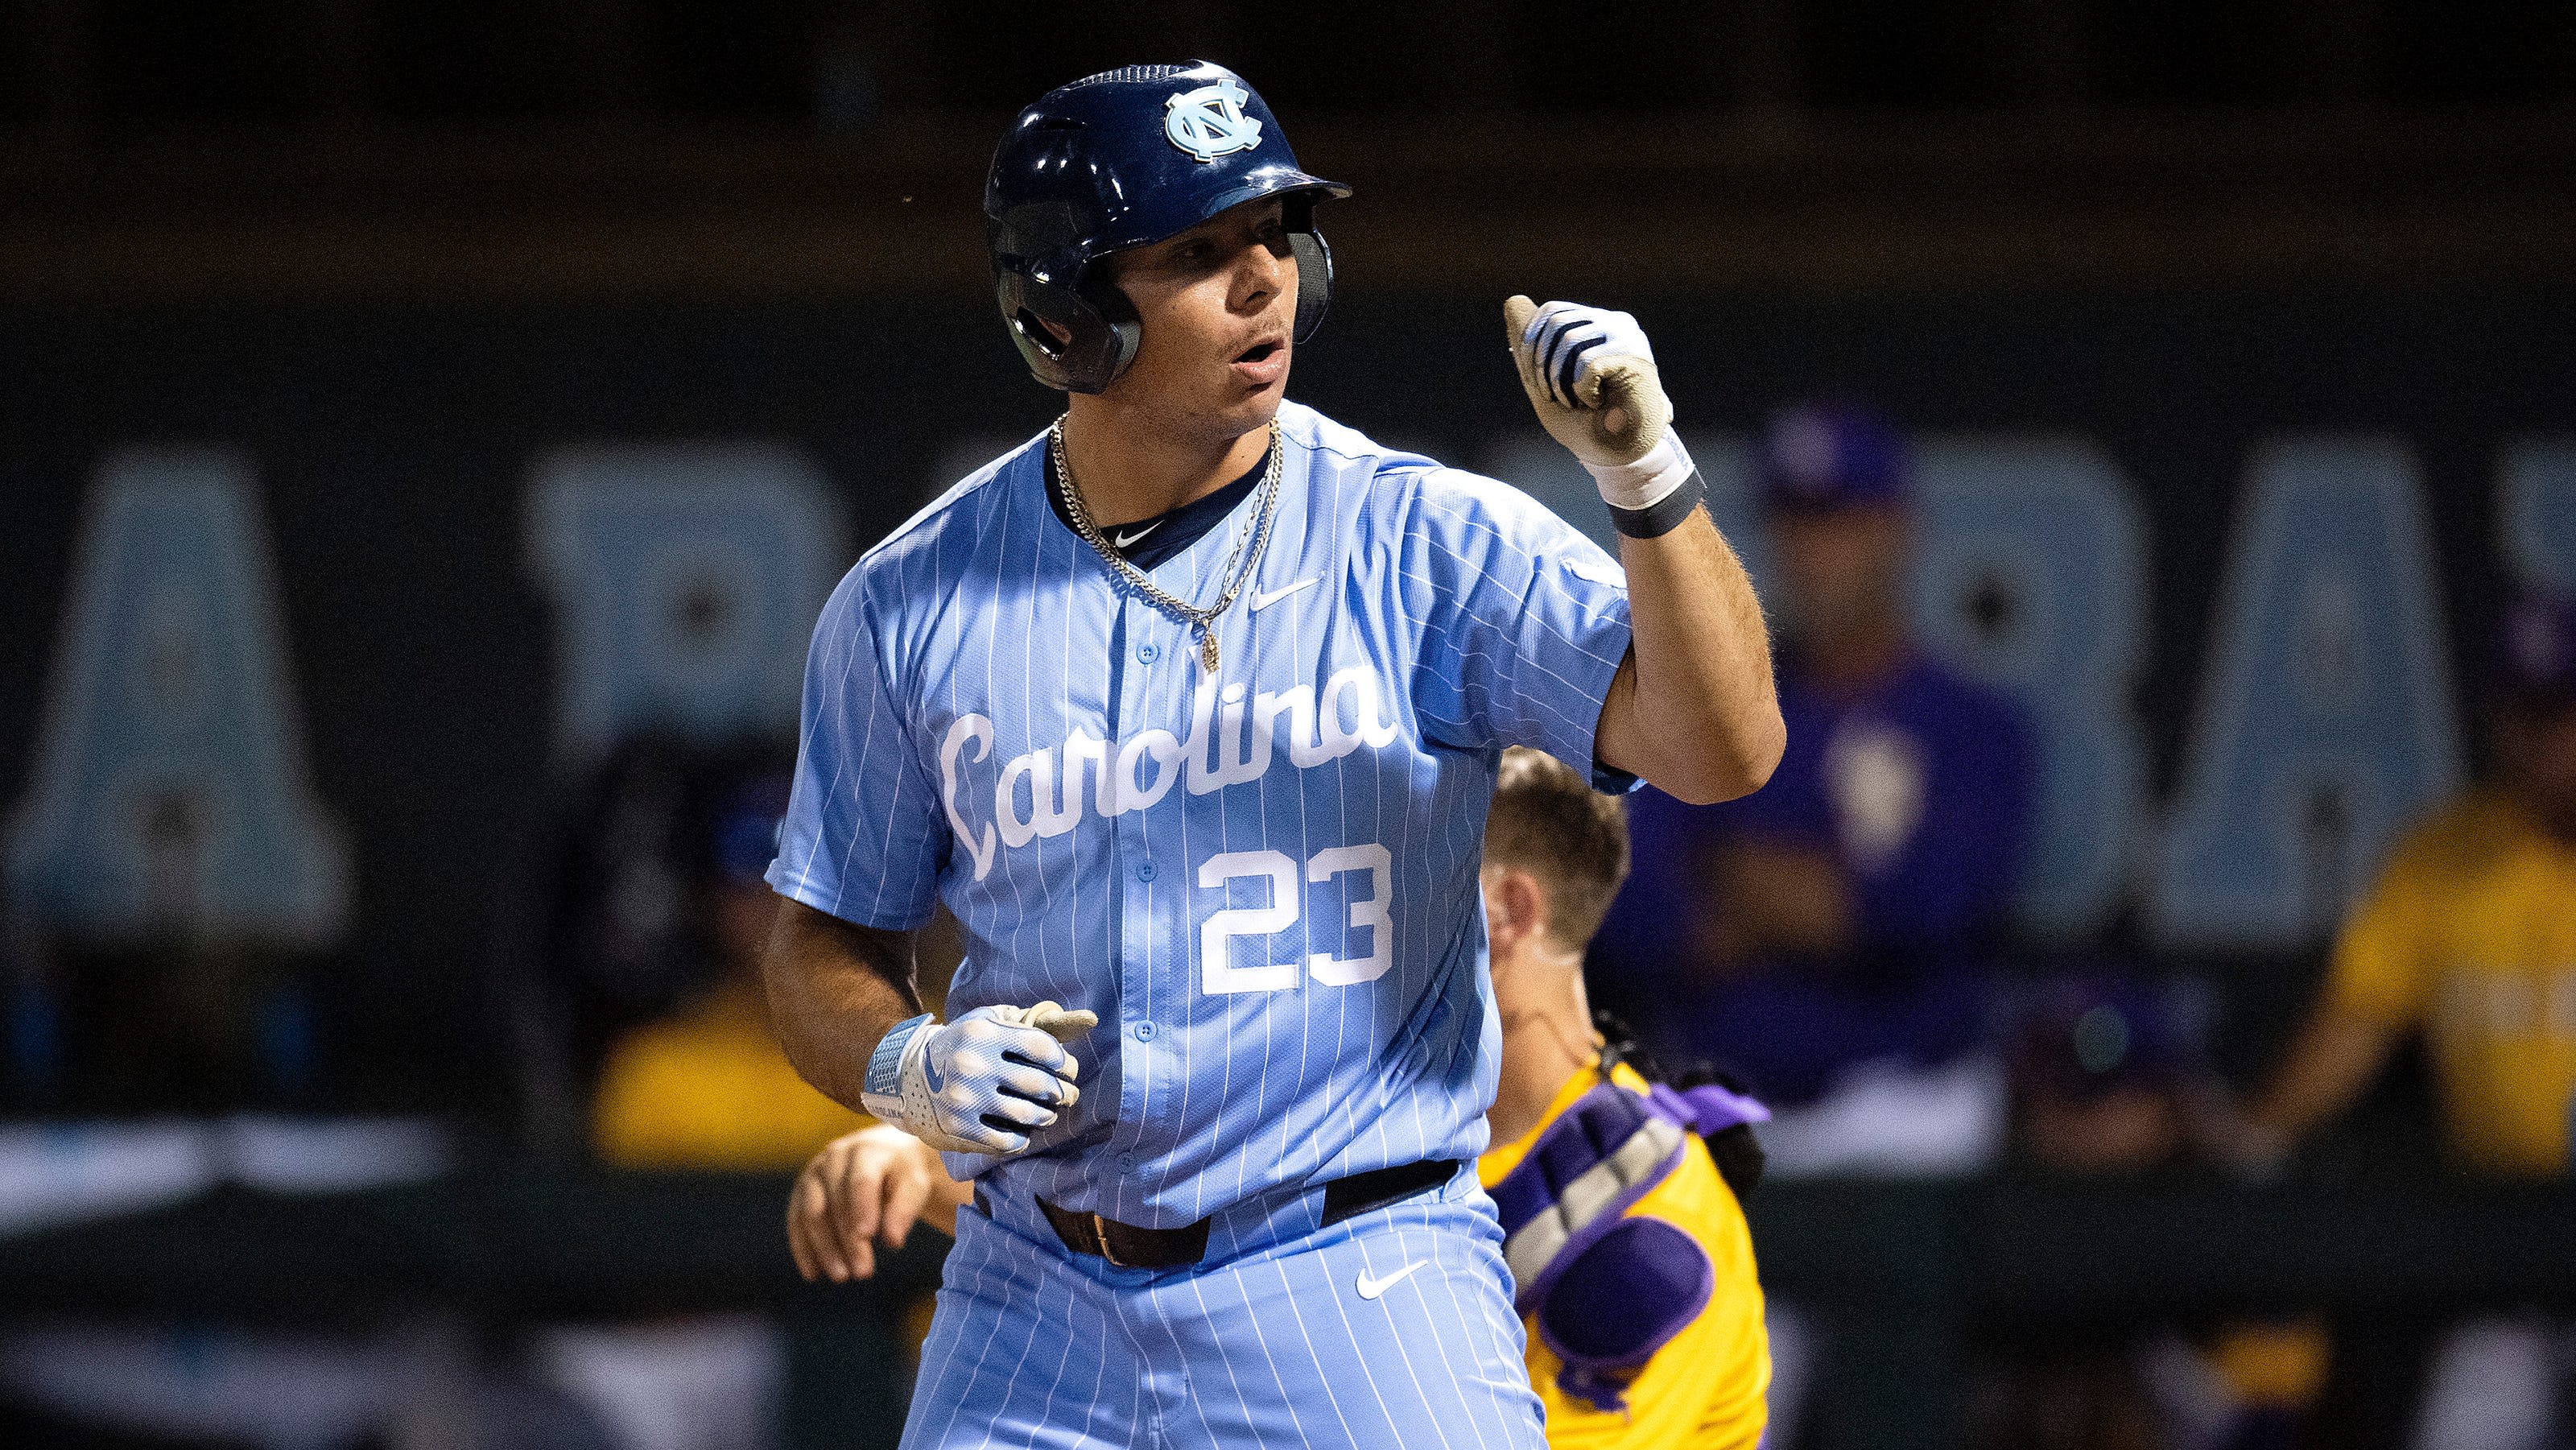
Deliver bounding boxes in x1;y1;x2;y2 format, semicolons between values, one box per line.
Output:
1484;746;1631;949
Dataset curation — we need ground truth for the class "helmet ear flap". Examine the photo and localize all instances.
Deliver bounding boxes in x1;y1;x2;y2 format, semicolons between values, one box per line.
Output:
996;267;1138;394
1289;226;1334;345
1079;275;1144;392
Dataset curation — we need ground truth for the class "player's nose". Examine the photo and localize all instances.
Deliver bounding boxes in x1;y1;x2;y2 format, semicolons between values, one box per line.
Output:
1229;238;1291;316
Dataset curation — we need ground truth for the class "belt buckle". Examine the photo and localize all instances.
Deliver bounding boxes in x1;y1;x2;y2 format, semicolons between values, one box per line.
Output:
1090;1212;1130;1269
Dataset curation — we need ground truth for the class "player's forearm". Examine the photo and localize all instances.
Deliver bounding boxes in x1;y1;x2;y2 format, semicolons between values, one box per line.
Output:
762;898;924;1112
1713;841;1853;957
1499;297;1783;802
1608;507;1784;804
2246;1005;2394;1144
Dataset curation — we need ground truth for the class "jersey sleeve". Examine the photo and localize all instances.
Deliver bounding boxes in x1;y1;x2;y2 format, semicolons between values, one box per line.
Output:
1395;468;1636;789
766;568;948;930
2324;828;2442;1030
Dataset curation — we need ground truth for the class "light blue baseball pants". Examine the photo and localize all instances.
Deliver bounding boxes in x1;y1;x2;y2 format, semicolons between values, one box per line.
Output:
898;1167;1548;1450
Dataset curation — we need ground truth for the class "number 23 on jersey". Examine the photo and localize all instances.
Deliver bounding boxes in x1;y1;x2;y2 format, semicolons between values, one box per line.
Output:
1198;843;1393;994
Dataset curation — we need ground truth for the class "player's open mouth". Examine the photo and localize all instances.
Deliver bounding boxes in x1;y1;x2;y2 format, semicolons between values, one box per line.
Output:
1231;337;1287;386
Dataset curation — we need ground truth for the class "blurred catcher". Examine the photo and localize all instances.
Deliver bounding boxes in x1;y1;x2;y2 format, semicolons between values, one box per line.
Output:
789;748;1773;1450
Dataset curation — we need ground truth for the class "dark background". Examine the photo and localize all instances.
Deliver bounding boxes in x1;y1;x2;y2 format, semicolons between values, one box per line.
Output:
15;1;2576;122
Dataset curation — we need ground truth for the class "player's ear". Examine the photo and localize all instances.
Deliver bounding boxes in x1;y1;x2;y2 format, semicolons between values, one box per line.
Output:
1488;867;1547;954
1478;865;1513;950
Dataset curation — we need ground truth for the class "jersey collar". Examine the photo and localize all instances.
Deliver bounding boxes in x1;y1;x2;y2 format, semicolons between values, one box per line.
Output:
1042;437;1275;572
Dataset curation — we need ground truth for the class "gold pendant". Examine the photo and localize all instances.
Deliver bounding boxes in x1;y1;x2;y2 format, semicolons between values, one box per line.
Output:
1199;629;1220;674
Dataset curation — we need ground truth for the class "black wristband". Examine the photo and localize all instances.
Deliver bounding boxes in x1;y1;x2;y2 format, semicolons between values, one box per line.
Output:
1607;469;1707;539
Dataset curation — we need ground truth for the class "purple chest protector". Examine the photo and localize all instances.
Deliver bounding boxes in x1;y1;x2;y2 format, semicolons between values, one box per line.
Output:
1488;1077;1769;1414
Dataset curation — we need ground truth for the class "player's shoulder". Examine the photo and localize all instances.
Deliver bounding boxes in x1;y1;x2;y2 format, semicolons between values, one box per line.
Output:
2379;787;2527;888
1279;399;1439;499
858;430;1042;576
1282;402;1596;555
828;430;1043;622
1602;1058;1657;1098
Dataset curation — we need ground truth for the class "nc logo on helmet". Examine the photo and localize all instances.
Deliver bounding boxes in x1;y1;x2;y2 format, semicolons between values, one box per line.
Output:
1163;81;1263;162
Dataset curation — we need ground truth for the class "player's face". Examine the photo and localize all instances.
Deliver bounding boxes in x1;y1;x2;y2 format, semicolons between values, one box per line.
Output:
1770;505;1909;652
1100;198;1298;440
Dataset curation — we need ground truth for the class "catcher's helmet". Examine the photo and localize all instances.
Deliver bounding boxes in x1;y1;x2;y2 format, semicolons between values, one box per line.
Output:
985;62;1351;394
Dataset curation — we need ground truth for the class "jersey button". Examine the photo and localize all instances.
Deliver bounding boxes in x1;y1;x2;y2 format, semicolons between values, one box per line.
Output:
1137;642;1159;664
1133;1021;1156;1041
1116;1151;1138;1175
1135;860;1158;882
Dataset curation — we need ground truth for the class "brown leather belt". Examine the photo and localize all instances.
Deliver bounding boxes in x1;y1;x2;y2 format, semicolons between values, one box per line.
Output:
1038;1159;1461;1270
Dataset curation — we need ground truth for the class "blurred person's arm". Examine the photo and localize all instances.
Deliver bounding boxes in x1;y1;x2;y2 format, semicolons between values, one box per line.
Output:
789;1123;972;1283
1704;839;1855;965
2231;1007;2396;1167
762;898;923;1111
1699;696;2036;972
2218;828;2436;1171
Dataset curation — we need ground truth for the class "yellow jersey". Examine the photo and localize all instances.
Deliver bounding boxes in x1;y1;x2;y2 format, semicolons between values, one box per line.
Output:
592;985;869;1169
1479;1057;1770;1450
2327;787;2576;1175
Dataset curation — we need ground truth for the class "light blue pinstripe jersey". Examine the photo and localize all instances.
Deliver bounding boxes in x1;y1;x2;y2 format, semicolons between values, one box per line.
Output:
770;401;1634;1227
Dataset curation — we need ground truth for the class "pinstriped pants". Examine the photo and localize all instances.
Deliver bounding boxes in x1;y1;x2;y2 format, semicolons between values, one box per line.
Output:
898;1169;1548;1450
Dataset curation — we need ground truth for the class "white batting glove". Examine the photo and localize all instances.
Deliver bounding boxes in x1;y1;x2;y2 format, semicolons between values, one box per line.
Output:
1505;296;1698;525
859;1001;1098;1156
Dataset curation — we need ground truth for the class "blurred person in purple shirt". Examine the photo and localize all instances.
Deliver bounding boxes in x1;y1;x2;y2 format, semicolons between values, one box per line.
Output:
1592;401;2034;1169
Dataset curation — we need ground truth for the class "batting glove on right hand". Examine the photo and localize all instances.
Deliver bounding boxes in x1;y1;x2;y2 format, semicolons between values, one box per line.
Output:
1505;296;1701;534
1505;295;1674;470
859;1001;1098;1156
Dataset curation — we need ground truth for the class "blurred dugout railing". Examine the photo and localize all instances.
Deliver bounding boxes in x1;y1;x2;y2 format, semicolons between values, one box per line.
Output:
8;0;2576;299
8;1168;2576;1449
8;114;2576;299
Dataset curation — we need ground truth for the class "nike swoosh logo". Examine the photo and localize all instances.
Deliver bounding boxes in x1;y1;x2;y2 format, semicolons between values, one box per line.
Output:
1249;578;1317;613
1355;1259;1427;1300
1111;521;1162;549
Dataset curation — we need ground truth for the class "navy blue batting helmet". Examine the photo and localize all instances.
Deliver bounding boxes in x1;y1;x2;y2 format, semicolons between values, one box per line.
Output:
985;62;1351;394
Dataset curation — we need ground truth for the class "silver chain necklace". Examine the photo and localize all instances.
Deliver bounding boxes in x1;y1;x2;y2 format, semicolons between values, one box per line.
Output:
1050;414;1284;675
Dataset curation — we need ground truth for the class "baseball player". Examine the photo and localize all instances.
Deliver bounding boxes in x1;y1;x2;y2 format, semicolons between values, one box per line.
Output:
792;747;1774;1450
761;60;1781;1449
